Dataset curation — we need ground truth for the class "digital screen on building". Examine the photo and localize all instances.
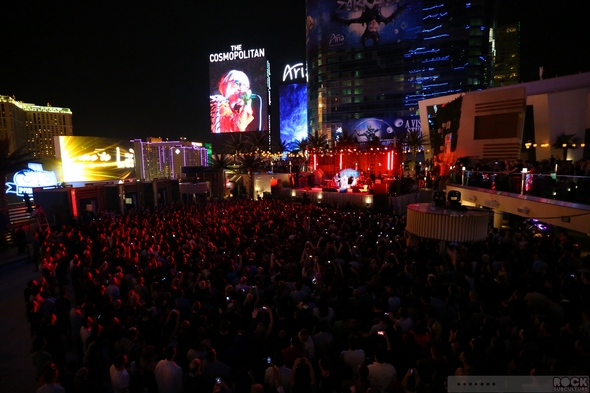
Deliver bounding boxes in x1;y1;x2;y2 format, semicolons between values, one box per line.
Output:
279;83;308;151
4;160;62;205
55;136;136;182
306;0;422;50
336;116;421;142
209;44;269;133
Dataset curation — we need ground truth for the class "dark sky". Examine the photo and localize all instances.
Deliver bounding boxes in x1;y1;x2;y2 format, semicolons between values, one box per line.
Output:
498;0;590;82
2;1;307;143
2;1;589;144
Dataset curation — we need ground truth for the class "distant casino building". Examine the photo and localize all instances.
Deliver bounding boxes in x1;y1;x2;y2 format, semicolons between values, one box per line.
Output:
305;0;496;144
132;137;209;181
0;95;73;157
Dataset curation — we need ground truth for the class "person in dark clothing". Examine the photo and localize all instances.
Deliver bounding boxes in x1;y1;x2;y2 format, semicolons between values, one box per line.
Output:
15;226;27;255
317;356;340;393
183;358;212;393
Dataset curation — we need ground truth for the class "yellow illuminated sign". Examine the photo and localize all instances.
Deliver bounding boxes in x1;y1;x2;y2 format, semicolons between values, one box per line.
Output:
57;136;135;182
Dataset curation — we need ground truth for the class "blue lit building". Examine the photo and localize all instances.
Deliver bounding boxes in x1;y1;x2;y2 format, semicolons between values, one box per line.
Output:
305;0;496;143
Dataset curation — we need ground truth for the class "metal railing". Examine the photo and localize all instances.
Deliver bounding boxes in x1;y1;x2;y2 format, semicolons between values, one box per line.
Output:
448;169;590;206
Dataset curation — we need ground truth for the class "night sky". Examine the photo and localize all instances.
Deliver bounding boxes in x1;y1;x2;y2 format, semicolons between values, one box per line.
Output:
2;1;589;144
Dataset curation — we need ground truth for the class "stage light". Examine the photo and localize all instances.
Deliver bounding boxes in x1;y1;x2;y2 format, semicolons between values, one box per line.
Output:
447;190;462;209
432;190;446;207
448;190;461;202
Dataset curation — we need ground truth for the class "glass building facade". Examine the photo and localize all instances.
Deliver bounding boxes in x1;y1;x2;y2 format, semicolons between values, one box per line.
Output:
306;0;496;143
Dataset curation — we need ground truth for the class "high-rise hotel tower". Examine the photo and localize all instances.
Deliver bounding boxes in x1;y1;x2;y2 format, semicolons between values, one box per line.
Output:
305;0;496;144
0;95;73;158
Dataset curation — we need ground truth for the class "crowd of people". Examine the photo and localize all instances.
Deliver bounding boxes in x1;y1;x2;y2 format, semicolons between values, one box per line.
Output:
25;197;590;393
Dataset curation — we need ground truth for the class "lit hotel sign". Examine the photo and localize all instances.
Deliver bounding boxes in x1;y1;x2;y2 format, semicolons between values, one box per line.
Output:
209;44;265;63
282;63;307;82
5;163;58;197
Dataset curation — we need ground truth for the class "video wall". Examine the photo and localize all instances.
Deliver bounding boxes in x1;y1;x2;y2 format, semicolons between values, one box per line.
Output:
279;83;308;151
209;44;269;133
4;160;61;205
306;0;422;50
55;136;136;182
334;116;421;143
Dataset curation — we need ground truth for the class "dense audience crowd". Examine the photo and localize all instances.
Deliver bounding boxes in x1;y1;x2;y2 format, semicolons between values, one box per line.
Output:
25;197;590;393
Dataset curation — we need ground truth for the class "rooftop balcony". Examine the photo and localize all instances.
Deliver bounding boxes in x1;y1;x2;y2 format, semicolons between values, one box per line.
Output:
445;170;590;235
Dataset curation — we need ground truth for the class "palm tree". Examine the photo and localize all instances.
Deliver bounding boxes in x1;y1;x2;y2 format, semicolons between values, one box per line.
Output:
0;138;34;210
239;154;264;199
552;133;580;162
208;153;233;198
293;138;309;154
397;130;429;175
245;131;270;156
308;129;328;152
403;130;430;163
224;134;248;165
209;153;233;170
335;129;358;150
290;138;309;171
272;139;289;155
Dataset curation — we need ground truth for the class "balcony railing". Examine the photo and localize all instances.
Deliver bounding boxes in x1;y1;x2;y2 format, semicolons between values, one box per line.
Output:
448;170;590;206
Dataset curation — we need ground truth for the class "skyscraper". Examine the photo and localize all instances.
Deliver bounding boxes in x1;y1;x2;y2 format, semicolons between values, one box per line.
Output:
492;23;521;87
0;95;26;154
305;0;496;144
0;95;73;157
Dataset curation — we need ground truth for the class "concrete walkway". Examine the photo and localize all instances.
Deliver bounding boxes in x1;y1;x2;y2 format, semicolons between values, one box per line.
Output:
0;245;42;393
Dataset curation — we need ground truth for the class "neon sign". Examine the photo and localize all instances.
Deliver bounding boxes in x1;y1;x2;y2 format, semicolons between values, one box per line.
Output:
5;163;58;197
75;147;134;168
282;63;307;82
209;44;266;63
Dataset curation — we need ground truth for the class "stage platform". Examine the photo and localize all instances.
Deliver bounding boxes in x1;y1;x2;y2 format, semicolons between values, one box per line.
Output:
282;188;434;214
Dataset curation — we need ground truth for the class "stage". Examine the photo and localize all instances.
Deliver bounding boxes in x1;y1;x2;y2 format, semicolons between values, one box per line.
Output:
282;187;433;214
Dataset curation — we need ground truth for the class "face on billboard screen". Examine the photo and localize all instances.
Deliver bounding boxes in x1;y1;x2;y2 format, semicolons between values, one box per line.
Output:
306;0;422;50
209;45;268;133
337;116;421;142
279;83;308;150
55;136;136;182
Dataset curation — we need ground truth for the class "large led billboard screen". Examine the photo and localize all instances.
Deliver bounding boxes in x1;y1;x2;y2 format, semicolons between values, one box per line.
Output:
209;44;269;133
55;136;136;182
306;0;422;50
279;83;308;151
